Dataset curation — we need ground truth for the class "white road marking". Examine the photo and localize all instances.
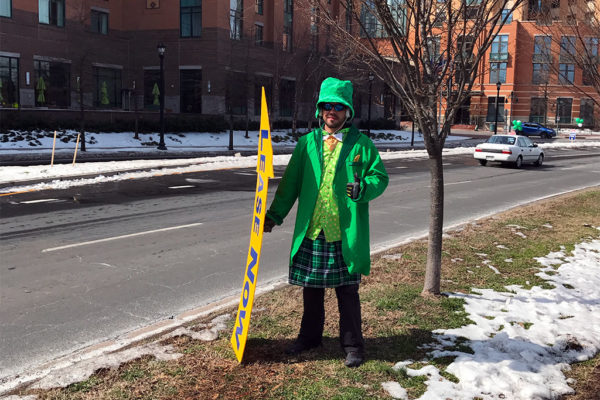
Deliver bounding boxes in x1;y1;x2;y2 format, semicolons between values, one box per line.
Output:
395;166;408;169
168;185;194;189
41;222;203;253
185;178;217;184
20;198;60;204
445;180;472;186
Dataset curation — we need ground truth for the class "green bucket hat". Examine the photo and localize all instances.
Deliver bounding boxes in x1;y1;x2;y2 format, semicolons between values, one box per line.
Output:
315;77;355;120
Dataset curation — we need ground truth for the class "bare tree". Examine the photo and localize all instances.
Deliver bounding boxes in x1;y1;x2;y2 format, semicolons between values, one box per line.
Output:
316;0;523;295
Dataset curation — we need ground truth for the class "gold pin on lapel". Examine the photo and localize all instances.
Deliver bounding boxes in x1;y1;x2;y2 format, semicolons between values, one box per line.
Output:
353;154;361;162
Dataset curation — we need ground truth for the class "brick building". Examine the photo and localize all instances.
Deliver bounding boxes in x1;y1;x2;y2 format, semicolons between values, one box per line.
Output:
2;1;598;131
458;0;599;130
0;0;375;126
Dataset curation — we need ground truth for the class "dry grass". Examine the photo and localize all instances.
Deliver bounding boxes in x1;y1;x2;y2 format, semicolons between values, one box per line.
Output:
19;188;600;400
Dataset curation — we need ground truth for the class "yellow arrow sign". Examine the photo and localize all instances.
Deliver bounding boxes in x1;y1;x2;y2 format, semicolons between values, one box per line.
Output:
230;87;274;363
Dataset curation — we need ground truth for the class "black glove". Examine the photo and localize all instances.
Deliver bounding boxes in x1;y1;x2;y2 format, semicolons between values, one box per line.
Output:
263;216;276;232
346;172;361;200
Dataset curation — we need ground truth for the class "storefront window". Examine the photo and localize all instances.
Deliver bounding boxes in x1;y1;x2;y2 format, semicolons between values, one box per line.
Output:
0;55;18;107
279;78;295;117
180;69;202;113
34;60;70;107
144;69;160;110
94;67;122;108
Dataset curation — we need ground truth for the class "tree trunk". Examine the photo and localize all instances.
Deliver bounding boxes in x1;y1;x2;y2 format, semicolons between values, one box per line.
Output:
422;149;444;296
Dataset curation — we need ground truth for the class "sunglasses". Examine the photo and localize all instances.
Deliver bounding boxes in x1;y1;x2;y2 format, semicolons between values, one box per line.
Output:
322;103;346;112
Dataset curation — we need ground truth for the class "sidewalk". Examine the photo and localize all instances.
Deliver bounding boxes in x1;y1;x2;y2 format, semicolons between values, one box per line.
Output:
0;127;487;166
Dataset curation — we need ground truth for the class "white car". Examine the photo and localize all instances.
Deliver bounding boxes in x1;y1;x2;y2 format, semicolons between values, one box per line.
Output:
474;135;544;168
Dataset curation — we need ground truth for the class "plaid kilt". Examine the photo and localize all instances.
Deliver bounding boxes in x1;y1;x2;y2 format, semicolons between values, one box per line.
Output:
289;232;361;288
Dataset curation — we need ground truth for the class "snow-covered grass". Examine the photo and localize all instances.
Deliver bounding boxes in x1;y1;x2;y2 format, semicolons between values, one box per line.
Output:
383;234;600;399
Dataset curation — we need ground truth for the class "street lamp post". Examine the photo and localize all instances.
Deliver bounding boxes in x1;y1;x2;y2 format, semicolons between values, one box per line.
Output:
368;73;374;137
493;81;501;135
509;91;517;132
157;43;167;151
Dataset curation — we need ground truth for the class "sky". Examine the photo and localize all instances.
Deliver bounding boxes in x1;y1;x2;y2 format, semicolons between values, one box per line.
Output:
1;129;599;398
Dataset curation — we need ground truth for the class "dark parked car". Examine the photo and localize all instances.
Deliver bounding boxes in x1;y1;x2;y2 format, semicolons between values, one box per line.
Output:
519;122;556;139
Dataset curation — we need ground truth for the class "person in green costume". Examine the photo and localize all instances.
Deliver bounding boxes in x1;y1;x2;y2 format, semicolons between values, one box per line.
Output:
264;77;389;367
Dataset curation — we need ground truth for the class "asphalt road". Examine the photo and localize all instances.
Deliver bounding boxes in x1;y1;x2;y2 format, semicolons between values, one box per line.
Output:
1;147;600;383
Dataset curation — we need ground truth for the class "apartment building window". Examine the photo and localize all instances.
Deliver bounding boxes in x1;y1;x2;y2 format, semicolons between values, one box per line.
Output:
360;1;385;38
490;62;507;84
486;96;505;122
556;97;572;123
489;35;508;83
226;72;247;115
254;24;264;46
560;36;576;62
580;98;594;126
465;0;482;19
91;9;109;35
310;6;319;52
143;70;160;110
501;8;513;23
387;0;406;35
181;0;202;38
427;36;441;65
230;0;243;40
532;63;550;84
255;0;263;15
180;69;202;113
532;36;551;84
584;37;599;61
279;78;295;117
254;75;272;116
533;36;552;60
34;60;70;107
39;0;65;27
583;69;596;86
0;0;11;18
432;4;445;27
94;67;122;108
0;56;18;107
583;37;599;85
283;0;293;51
455;35;474;82
559;63;575;84
529;97;547;123
490;35;509;61
345;0;352;33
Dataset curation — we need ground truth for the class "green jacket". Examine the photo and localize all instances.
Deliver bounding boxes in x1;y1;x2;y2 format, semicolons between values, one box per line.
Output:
266;125;389;276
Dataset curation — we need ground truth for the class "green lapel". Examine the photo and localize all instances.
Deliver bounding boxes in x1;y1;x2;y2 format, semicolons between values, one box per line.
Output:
336;126;360;172
308;128;323;187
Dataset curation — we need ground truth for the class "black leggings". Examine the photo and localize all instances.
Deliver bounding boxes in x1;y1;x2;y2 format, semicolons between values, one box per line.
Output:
297;284;364;354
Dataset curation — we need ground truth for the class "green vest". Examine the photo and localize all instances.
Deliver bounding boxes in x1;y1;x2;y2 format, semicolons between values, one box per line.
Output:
266;125;389;276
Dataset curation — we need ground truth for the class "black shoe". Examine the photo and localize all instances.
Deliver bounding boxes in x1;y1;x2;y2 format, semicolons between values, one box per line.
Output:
284;341;321;356
344;351;364;368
